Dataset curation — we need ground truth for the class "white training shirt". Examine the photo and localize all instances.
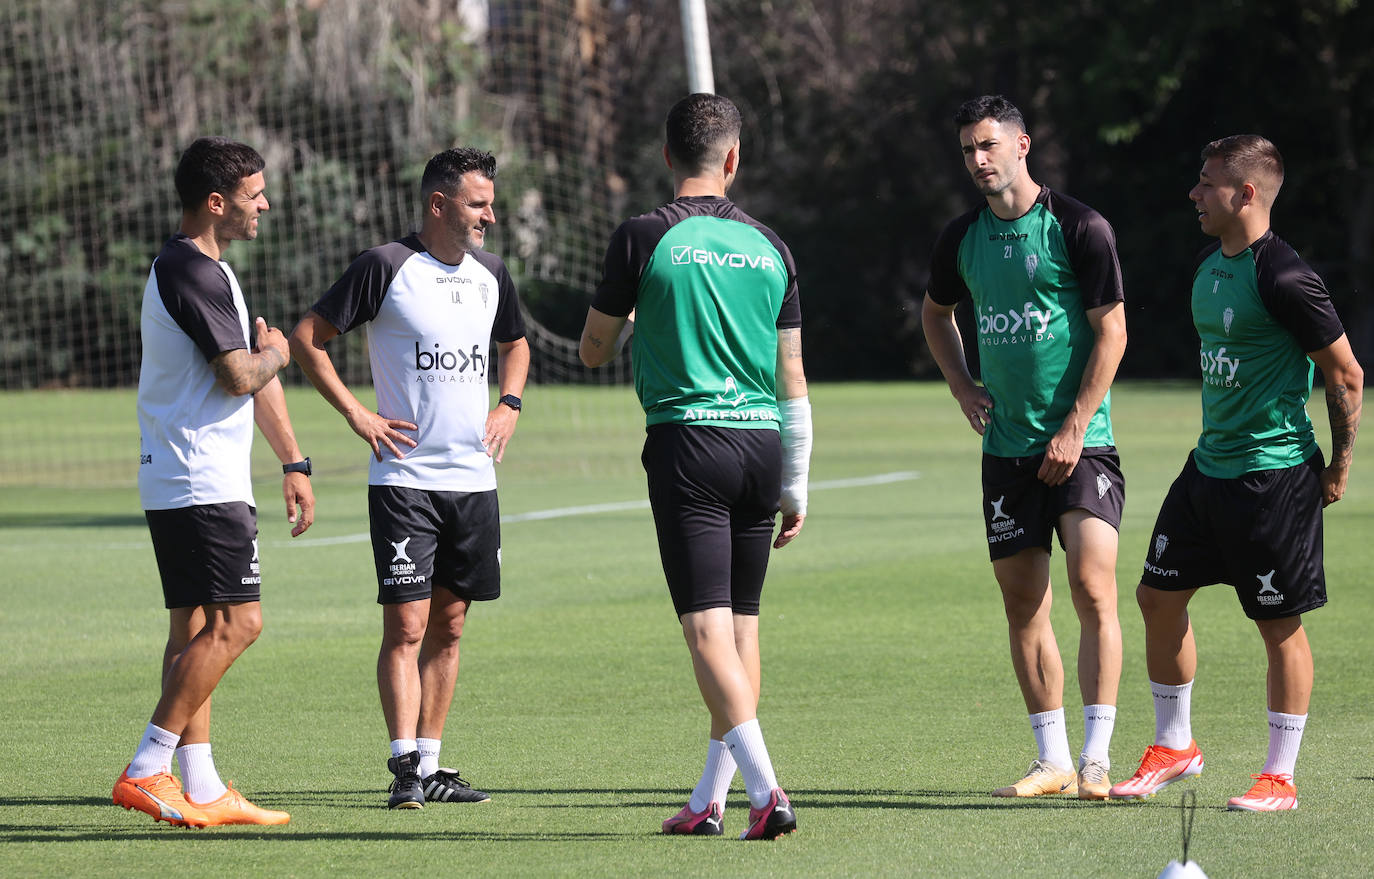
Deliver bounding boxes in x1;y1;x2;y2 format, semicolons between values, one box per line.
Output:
137;234;256;510
311;235;526;492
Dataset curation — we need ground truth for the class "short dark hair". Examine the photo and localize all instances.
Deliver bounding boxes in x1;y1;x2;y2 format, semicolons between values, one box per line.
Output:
1201;134;1285;196
421;147;498;197
665;93;742;173
174;137;265;210
953;95;1026;133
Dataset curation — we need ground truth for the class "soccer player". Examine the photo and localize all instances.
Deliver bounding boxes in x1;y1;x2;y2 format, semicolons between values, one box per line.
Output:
114;137;314;828
1109;135;1361;811
580;93;811;841
289;147;529;810
922;95;1128;800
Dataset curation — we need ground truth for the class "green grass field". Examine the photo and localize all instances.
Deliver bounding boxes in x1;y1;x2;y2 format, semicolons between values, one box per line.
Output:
2;382;1372;877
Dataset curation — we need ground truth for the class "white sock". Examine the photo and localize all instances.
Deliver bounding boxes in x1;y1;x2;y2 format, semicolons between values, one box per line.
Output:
417;738;441;778
1261;710;1307;778
1029;708;1074;771
1151;680;1193;750
390;738;418;759
722;719;779;809
1080;704;1116;767
176;742;228;804
688;738;737;813
127;722;180;778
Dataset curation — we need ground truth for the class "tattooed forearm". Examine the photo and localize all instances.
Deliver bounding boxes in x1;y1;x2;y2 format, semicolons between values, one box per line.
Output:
1325;381;1361;469
779;328;802;359
212;347;287;396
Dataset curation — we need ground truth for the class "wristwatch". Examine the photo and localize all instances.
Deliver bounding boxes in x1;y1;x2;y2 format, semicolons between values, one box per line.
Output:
499;394;522;411
282;457;312;476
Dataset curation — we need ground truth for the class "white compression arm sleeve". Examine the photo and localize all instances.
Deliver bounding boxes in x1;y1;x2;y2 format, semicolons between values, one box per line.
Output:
778;395;812;516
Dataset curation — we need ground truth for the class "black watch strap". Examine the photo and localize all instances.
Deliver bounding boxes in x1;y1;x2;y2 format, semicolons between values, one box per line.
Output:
499;394;522;411
282;456;312;476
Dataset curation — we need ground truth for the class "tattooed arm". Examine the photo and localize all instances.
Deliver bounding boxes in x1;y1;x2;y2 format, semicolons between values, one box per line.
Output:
1309;334;1363;506
212;316;290;396
579;306;633;368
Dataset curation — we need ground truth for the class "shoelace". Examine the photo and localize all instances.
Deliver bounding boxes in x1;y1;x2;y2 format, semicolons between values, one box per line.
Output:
1139;744;1185;772
432;769;472;788
1079;759;1109;784
1246;772;1293;793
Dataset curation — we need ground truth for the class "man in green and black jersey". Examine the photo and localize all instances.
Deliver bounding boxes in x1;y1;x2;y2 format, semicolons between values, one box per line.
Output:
924;95;1128;800
580;93;809;841
1110;135;1362;812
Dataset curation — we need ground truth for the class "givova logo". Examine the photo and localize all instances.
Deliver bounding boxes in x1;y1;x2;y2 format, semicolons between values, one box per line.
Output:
670;244;776;271
978;302;1054;346
1200;345;1241;387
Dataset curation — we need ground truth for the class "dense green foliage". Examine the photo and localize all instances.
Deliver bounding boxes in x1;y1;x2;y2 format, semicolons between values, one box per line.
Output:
2;1;1371;385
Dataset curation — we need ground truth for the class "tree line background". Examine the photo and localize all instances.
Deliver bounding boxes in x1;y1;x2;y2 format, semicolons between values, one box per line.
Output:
2;0;1370;387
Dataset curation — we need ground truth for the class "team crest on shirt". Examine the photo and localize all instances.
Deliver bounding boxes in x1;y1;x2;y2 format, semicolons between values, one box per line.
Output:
1223;307;1234;335
1096;473;1110;499
1256;569;1284;606
1024;254;1039;282
1154;533;1168;561
480;282;489;306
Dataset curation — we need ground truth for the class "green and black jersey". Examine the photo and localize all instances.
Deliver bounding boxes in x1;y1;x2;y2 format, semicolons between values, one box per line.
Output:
1191;231;1345;478
928;186;1125;458
593;195;801;430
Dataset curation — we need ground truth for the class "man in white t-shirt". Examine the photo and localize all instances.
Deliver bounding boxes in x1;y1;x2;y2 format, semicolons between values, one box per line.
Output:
290;147;529;809
114;137;315;828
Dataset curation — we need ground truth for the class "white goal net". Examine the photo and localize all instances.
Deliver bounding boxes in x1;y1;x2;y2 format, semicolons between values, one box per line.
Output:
2;0;651;487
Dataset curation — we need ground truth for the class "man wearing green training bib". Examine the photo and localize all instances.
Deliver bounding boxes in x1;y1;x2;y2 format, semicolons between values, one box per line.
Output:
580;93;810;841
1111;135;1362;813
924;95;1128;801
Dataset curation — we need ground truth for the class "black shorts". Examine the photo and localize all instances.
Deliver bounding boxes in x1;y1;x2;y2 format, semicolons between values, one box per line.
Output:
145;502;260;609
642;424;781;618
1140;451;1326;620
368;485;502;605
982;447;1125;561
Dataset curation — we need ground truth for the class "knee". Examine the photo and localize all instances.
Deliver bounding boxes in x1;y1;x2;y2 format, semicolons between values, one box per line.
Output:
1070;577;1118;619
383;617;427;653
681;613;733;655
996;578;1048;625
427;618;464;649
1135;583;1185;625
1256;616;1305;651
221;605;263;649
